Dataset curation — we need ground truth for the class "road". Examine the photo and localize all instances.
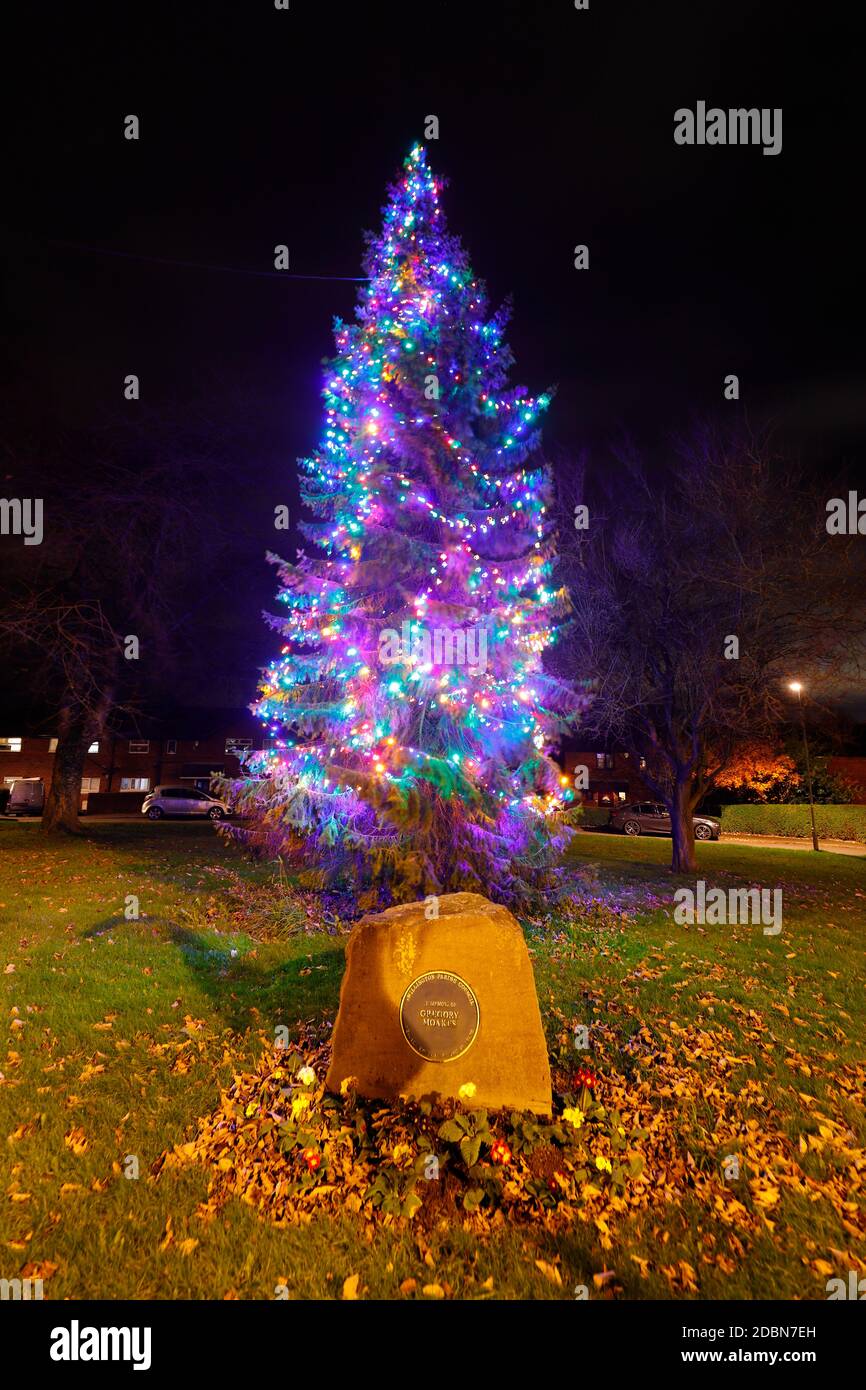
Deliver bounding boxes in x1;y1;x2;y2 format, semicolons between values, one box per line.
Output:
713;832;866;857
577;827;865;857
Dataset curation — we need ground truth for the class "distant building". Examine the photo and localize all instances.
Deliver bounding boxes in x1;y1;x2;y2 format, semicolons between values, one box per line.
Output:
560;746;653;805
0;709;263;812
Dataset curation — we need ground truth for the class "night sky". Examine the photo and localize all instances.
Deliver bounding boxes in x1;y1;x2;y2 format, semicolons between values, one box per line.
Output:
4;0;864;709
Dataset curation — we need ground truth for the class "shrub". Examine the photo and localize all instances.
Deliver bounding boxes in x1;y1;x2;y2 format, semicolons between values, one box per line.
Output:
721;803;866;843
578;806;614;822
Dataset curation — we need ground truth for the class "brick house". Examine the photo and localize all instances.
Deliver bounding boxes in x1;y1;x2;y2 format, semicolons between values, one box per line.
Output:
561;750;866;807
0;709;263;812
560;746;652;806
3;714;657;815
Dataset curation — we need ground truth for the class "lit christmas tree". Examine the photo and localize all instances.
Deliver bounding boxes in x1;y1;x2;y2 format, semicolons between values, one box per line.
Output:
226;144;580;908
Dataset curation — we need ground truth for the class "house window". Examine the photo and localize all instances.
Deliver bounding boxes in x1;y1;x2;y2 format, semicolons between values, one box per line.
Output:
49;738;58;752
88;741;100;753
0;737;22;753
164;739;177;756
595;753;614;770
129;740;150;754
81;777;101;793
120;777;150;791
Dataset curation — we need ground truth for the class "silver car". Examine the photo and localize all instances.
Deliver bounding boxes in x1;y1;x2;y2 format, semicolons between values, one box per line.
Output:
609;802;720;840
141;785;231;821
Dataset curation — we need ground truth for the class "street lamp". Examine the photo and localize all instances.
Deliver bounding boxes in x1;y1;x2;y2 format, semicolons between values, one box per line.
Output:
788;681;820;851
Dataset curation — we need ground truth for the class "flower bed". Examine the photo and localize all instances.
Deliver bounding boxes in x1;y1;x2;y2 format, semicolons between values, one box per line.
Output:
154;1024;645;1232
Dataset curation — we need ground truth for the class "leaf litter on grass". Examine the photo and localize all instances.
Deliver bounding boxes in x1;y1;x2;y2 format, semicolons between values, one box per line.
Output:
154;999;866;1295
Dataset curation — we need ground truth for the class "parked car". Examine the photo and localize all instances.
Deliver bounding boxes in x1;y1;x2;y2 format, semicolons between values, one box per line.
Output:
141;785;232;820
7;778;45;816
609;801;720;840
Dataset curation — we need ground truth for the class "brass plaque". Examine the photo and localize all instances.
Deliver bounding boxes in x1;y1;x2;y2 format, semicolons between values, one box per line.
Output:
399;971;480;1063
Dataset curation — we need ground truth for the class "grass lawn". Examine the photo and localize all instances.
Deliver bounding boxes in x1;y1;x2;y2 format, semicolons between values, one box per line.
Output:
1;819;864;1300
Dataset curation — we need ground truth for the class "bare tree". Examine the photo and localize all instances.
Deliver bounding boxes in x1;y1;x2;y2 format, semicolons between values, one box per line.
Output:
558;425;866;871
0;408;239;832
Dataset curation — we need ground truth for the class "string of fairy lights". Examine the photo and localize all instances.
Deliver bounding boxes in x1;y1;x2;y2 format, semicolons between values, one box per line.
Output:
251;143;575;822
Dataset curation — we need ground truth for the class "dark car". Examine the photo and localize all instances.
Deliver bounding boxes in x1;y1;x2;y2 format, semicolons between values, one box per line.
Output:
609;801;720;840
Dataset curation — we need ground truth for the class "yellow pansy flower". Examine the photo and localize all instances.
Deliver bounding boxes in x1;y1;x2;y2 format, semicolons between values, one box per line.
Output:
291;1094;312;1120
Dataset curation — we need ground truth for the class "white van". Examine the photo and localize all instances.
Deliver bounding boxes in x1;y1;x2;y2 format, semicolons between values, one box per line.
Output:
8;778;45;816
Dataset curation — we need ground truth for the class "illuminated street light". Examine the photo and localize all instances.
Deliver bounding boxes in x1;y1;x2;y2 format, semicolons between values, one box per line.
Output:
788;681;819;851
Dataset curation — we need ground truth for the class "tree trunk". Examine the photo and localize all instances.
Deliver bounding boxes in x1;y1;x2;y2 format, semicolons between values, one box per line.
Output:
41;713;90;834
669;778;697;873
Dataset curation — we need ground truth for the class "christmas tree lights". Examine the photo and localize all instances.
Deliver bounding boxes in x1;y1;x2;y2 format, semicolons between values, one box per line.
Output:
223;144;582;908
